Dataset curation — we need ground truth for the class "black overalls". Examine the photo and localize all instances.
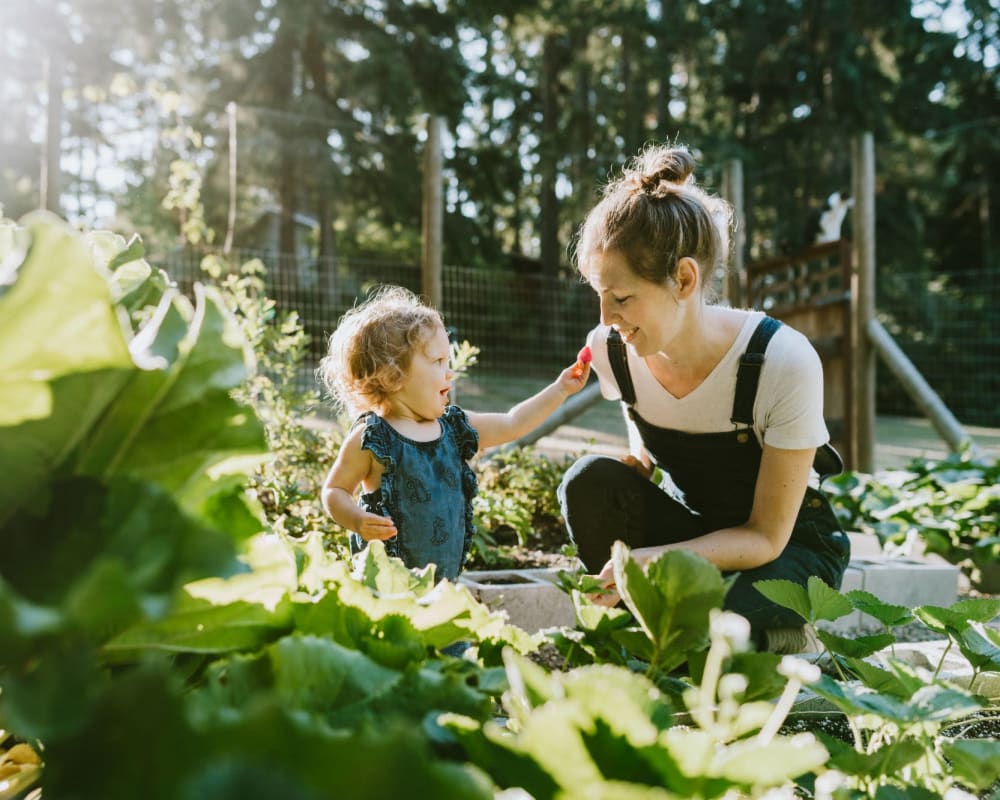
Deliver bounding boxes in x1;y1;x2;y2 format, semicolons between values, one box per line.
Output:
557;317;851;638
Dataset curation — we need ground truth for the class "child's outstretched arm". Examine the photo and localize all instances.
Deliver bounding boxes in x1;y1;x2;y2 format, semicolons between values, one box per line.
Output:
321;426;398;542
467;352;591;451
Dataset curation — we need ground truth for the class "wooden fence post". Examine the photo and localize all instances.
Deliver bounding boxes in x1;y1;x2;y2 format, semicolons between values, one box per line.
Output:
851;132;877;472
722;158;745;308
421;115;444;310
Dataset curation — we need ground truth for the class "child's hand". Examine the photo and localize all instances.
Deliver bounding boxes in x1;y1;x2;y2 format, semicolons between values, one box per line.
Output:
570;345;592;379
357;512;398;542
559;345;592;393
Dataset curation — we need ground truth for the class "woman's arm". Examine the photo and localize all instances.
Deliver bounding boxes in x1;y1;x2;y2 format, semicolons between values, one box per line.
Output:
465;362;590;450
321;426;398;542
592;444;815;603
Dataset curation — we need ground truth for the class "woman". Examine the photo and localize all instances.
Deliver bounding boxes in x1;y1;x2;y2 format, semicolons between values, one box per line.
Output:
558;144;850;653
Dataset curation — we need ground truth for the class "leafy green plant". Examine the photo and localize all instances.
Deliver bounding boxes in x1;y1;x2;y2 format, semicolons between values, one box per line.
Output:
469;446;575;567
440;615;830;800
825;449;1000;590
0;214;531;799
6;213;1000;800
758;577;1000;797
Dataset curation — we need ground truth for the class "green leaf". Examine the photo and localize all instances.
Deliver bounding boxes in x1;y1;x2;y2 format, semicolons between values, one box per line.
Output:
954;622;1000;673
613;543;726;673
846;589;913;627
817;730;925;778
753;574;853;624
753;579;810;621
807;576;855;621
75;285;266;506
817;630;897;659
269;634;358;710
949;597;1000;624
940;737;1000;791
842;655;929;699
709;733;829;786
1;477;238;609
809;673;982;723
0;213;133;427
103;598;293;661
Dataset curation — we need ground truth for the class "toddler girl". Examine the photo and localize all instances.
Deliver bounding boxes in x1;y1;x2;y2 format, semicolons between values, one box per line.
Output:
318;285;590;581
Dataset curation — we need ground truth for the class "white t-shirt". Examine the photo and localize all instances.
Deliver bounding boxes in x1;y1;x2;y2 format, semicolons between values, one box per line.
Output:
587;310;830;454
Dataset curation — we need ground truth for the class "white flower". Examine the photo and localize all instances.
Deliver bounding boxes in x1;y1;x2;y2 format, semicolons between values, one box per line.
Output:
814;769;847;800
709;610;751;650
778;655;821;684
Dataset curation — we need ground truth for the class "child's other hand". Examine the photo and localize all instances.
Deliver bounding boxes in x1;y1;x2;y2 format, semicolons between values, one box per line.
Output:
358;513;398;542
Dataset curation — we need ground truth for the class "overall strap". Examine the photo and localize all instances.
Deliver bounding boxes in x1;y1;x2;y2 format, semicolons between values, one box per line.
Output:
730;316;783;425
606;327;636;407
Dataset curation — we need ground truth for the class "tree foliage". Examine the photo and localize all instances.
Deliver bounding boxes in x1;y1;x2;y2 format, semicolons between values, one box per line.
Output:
0;0;997;279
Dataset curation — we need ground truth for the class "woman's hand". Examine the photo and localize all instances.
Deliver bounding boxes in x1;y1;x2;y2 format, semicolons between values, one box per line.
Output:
587;559;621;606
621;454;654;481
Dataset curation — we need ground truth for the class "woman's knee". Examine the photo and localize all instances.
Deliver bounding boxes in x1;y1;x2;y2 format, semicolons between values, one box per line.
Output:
558;455;630;506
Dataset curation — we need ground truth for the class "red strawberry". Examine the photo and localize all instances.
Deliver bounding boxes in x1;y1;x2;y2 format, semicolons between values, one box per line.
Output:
571;345;592;379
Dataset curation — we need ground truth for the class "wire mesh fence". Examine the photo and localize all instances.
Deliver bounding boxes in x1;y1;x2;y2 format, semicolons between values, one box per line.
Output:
159;248;599;408
876;267;999;428
159;248;998;428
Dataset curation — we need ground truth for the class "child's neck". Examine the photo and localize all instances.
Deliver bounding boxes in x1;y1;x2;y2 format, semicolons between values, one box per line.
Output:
382;410;442;442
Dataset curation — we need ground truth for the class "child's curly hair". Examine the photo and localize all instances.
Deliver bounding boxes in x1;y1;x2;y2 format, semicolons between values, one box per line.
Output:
318;285;444;418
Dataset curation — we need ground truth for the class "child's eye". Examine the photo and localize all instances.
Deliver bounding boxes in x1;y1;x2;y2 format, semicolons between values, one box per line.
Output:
613;295;631;305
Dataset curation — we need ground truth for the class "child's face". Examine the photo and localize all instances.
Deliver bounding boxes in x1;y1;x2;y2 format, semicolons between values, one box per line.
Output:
391;324;454;422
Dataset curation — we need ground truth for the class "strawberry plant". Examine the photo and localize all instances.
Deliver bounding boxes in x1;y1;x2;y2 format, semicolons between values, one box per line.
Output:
825;450;1000;591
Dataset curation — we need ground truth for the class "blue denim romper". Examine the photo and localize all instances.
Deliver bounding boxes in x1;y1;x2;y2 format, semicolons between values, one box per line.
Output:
558;317;851;634
349;405;479;581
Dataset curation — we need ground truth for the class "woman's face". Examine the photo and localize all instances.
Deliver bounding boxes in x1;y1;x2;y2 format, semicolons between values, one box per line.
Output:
585;249;679;357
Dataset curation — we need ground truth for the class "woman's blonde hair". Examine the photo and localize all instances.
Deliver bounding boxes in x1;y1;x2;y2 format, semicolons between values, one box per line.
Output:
318;285;444;417
573;144;732;292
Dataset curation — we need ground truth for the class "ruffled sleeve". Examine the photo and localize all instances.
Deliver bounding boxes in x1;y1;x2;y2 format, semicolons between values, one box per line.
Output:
442;405;479;459
358;412;394;469
355;412;400;559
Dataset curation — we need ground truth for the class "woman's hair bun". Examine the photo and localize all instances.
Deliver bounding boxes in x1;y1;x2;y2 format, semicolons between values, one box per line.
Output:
634;147;696;197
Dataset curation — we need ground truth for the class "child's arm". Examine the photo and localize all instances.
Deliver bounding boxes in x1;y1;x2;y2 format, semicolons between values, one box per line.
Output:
466;357;591;451
321;425;398;542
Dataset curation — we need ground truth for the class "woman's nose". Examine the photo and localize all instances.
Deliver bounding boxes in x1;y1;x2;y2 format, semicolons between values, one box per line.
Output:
598;296;616;327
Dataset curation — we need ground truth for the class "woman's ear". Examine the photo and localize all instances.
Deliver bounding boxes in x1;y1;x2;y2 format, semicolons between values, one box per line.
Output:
674;257;700;299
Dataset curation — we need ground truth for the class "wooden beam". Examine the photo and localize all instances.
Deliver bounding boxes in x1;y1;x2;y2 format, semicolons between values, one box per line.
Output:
867;318;975;454
421;115;444;310
851;133;877;472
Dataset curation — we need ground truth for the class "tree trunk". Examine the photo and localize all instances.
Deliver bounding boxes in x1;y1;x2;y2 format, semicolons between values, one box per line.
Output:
539;32;560;276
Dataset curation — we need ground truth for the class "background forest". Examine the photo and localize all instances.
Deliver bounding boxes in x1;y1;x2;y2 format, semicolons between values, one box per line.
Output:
1;0;998;422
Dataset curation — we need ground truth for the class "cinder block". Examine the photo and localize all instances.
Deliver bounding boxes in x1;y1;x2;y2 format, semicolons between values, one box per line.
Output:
460;568;576;633
853;557;959;614
847;531;883;558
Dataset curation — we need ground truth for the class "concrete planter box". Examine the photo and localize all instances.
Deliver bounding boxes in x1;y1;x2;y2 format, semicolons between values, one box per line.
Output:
460;568;576;633
460;532;960;638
